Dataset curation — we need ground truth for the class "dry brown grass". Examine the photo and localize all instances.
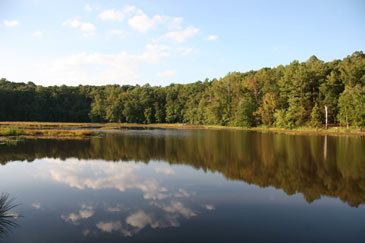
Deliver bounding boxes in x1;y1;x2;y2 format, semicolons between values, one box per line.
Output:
0;121;363;136
0;122;204;130
0;124;97;139
22;129;95;137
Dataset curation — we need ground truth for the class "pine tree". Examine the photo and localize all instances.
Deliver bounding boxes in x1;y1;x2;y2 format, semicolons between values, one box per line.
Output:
310;103;322;128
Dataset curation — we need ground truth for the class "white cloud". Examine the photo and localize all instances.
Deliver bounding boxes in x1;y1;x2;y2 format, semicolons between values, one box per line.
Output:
128;14;168;32
96;210;179;237
61;204;94;225
96;221;122;233
98;6;184;33
80;22;95;32
98;5;138;21
47;159;171;201
168;17;183;30
174;188;190;198
3;19;18;27
85;4;92;12
162;26;199;43
151;201;196;218
141;44;170;64
62;17;95;37
156;70;177;78
161;201;196;218
127;7;182;32
32;203;41;209
79;206;94;218
28;44;171;85
126;211;160;229
123;5;137;14
105;203;124;212
206;35;218;41
143;191;169;200
176;47;192;56
98;9;125;21
108;29;124;38
50;161;143;191
32;31;42;37
204;204;215;210
95;212;166;237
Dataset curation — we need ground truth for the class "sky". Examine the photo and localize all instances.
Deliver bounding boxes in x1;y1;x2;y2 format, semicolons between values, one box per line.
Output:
1;0;364;87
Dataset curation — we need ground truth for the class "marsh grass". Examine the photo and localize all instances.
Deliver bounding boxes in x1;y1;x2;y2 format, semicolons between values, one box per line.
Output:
0;122;363;136
0;123;97;138
4;137;25;146
24;129;95;137
203;125;364;136
0;127;24;136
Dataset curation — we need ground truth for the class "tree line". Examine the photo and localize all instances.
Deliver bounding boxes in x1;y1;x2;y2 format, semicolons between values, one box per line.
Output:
1;51;364;128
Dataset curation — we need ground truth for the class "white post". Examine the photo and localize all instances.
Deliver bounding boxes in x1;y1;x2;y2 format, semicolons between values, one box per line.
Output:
325;105;328;129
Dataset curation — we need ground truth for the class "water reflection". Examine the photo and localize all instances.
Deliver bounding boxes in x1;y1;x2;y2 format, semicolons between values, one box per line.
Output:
61;204;95;225
0;129;364;207
44;160;170;200
31;158;206;238
1;130;365;242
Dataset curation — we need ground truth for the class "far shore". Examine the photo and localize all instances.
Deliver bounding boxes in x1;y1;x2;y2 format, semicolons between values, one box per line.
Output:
0;121;364;139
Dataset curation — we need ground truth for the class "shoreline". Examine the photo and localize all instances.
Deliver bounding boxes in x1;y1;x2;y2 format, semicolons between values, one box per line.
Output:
0;121;364;137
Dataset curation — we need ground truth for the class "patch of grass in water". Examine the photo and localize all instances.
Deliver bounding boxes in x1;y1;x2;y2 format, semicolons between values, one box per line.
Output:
4;137;25;146
0;127;24;136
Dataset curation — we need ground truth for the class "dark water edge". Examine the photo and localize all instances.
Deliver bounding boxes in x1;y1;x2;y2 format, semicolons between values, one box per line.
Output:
0;129;364;242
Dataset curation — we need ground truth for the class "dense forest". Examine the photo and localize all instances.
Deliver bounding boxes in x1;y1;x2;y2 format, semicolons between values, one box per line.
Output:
1;51;364;128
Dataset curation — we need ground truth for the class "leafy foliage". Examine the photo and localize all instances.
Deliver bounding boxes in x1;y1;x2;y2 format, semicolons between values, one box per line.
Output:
310;103;322;128
0;51;364;128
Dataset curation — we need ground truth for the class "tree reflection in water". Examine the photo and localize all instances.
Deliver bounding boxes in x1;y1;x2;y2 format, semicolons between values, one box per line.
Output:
0;129;364;207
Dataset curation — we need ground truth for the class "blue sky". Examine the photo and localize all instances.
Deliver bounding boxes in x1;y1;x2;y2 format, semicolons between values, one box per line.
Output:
1;0;364;86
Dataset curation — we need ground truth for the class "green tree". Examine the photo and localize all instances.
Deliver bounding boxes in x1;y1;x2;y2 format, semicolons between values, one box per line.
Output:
234;93;256;127
319;68;344;123
285;96;305;128
310;103;322;128
255;93;278;126
338;86;365;128
274;109;288;128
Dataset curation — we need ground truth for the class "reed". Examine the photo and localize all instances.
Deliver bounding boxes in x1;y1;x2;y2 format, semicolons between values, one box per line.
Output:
0;193;19;237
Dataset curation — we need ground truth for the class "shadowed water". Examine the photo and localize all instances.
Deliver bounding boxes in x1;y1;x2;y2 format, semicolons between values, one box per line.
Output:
0;129;364;242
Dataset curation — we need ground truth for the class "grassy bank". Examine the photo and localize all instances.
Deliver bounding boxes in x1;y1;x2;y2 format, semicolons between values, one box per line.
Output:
0;124;97;140
0;122;204;130
203;125;365;136
0;122;364;137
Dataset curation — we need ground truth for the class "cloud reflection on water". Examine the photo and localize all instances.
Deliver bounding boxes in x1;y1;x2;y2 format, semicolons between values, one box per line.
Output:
40;158;214;237
46;159;169;201
95;207;191;237
61;204;94;225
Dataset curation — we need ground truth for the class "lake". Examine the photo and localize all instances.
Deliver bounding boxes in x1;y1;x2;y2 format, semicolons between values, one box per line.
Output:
0;129;364;242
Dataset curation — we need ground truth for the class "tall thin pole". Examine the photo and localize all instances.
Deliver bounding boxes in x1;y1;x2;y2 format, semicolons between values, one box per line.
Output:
325;105;328;129
324;135;327;161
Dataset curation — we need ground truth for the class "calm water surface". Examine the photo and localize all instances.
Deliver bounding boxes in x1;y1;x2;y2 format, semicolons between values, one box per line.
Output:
0;129;364;242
